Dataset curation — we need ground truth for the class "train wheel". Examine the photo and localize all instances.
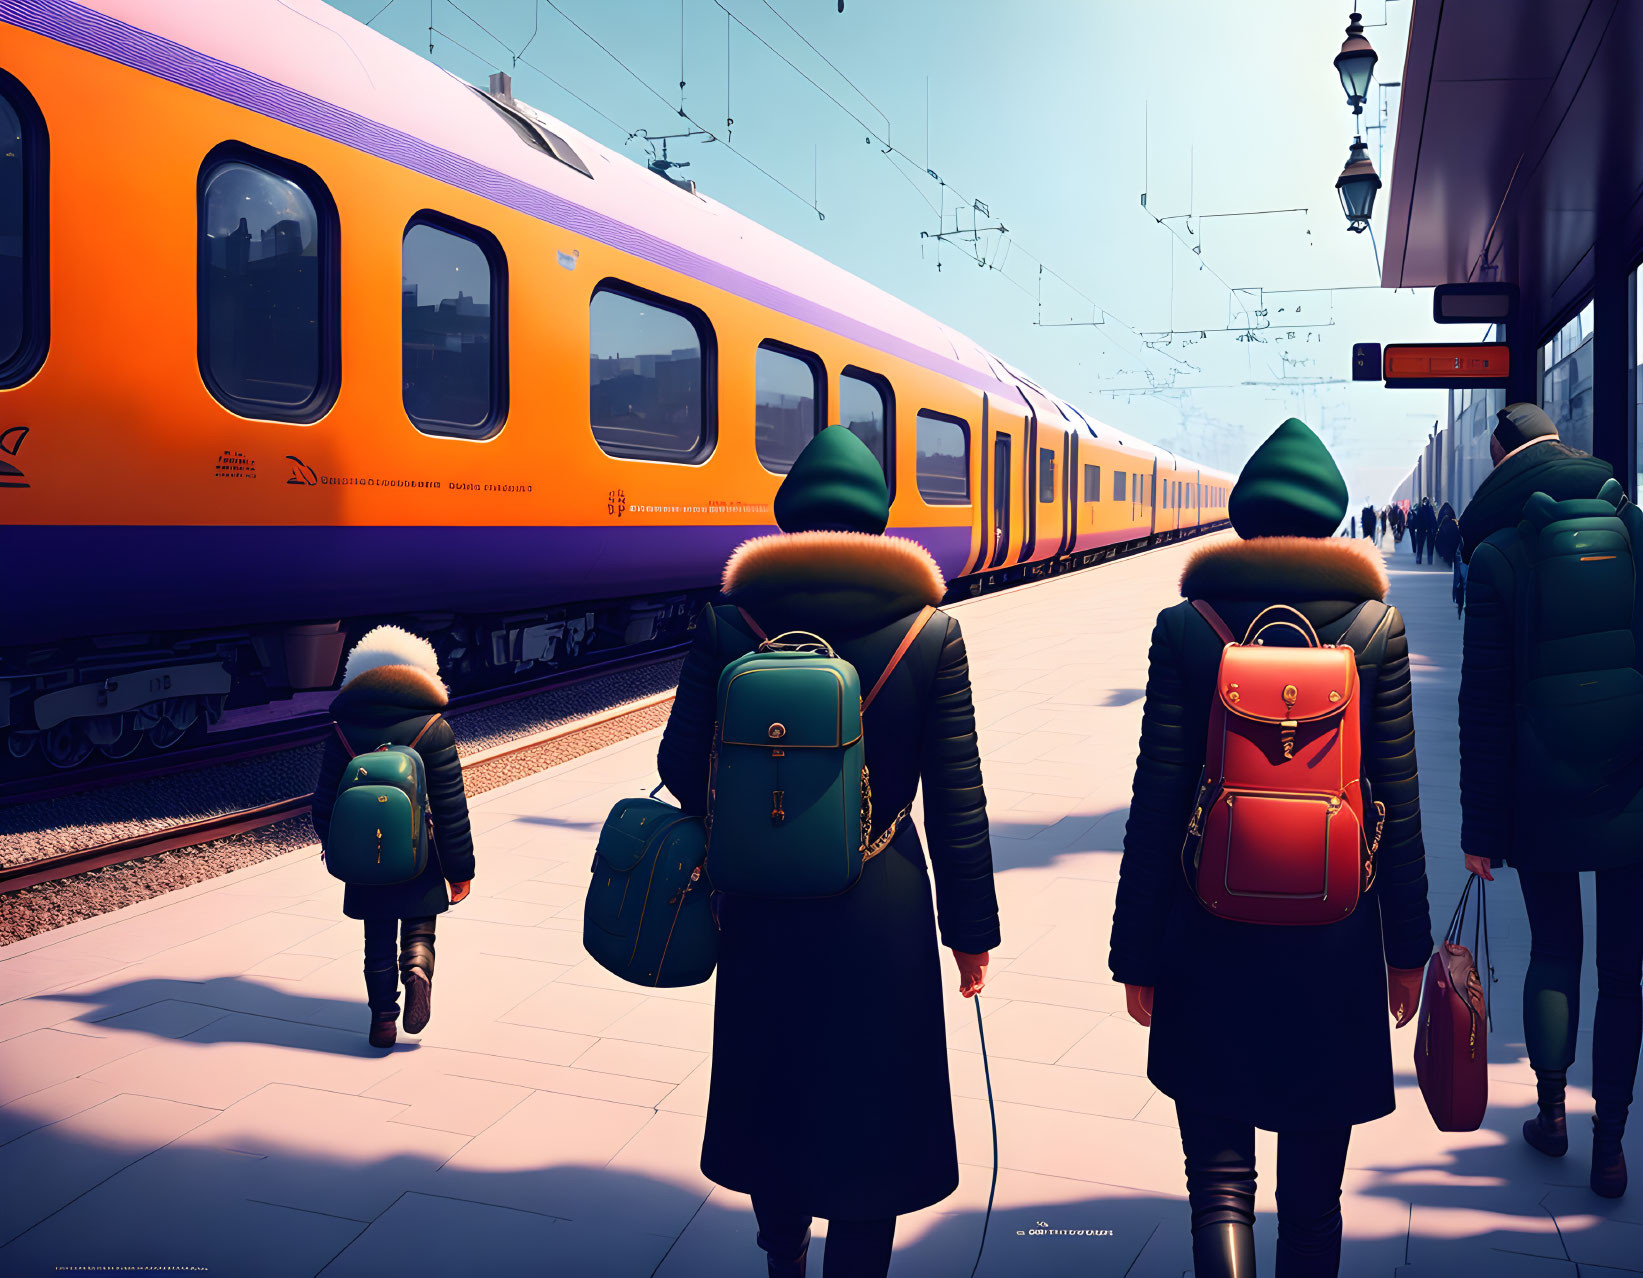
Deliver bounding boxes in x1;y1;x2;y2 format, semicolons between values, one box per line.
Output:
86;713;143;760
41;722;92;770
146;697;199;750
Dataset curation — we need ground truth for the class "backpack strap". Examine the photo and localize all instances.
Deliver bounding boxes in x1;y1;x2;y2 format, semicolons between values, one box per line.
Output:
862;606;937;712
409;713;442;750
735;607;769;642
332;722;353;754
1190;600;1236;644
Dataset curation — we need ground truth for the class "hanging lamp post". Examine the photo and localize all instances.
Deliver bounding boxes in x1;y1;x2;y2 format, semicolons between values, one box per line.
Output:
1336;136;1381;232
1334;11;1378;114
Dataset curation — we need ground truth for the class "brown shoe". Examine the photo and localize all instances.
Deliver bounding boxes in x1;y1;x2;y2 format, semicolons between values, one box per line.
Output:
368;1014;397;1049
402;969;432;1035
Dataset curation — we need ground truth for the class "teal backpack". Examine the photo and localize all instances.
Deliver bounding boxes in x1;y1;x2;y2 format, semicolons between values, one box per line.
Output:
584;791;716;988
704;606;935;899
323;716;439;885
1502;480;1643;802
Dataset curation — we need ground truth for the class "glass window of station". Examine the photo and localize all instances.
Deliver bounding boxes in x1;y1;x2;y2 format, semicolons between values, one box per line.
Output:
199;154;336;419
915;411;969;504
840;367;892;484
755;342;821;475
589;285;709;462
1448;376;1504;513
1038;447;1055;501
1541;300;1595;454
402;217;505;437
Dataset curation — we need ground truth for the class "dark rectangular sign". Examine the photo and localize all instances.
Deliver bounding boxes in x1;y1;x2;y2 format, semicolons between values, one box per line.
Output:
1433;282;1518;325
1351;342;1381;381
1383;342;1511;388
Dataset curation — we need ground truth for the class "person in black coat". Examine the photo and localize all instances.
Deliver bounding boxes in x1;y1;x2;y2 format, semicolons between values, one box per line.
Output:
1459;402;1641;1198
311;626;476;1049
1410;497;1438;563
1362;502;1378;546
1434;502;1460;567
658;426;1000;1278
1110;418;1432;1278
1390;503;1406;545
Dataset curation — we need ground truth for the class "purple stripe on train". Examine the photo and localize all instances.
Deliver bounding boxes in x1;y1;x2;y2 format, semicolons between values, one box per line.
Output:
1;0;1026;410
3;524;975;647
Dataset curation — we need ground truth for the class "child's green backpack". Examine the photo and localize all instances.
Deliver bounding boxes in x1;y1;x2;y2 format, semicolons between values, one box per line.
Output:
705;606;934;899
323;716;440;885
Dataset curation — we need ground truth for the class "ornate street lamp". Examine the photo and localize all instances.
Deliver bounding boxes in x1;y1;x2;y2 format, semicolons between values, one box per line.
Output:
1334;11;1378;114
1336;137;1381;232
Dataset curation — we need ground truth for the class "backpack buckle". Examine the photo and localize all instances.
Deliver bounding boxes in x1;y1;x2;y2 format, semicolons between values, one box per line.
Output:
1281;720;1298;759
771;791;785;824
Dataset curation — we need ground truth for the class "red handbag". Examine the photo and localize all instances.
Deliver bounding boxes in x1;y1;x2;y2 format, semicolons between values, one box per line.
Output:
1415;875;1493;1131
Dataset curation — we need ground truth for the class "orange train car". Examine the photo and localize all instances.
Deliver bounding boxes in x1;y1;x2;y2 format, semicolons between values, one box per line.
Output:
0;0;1231;771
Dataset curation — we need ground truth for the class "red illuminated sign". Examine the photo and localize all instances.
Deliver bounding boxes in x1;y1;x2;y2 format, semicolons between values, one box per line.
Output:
1382;343;1511;388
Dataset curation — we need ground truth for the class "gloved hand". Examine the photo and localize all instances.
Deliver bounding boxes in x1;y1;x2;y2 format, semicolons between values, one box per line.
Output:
952;949;989;997
1125;983;1154;1027
1388;965;1424;1027
449;880;472;904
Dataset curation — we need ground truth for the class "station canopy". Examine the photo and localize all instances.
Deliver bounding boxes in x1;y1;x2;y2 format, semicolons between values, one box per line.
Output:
1381;0;1643;324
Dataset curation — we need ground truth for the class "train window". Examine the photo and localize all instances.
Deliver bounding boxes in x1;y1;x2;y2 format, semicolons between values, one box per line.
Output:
590;283;713;462
1114;470;1127;502
402;214;507;437
0;74;47;389
755;341;823;475
198;146;339;422
840;366;893;489
915;410;969;504
1083;464;1101;501
1038;448;1055;501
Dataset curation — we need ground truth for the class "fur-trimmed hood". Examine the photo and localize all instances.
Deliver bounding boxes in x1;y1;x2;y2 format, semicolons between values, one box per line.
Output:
1180;535;1388;604
723;531;946;636
335;624;448;710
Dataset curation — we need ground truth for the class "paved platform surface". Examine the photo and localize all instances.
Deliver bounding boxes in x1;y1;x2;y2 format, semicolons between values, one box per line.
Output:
2;535;1640;1277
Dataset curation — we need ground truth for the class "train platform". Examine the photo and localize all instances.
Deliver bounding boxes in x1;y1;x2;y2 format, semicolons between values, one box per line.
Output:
1;538;1639;1278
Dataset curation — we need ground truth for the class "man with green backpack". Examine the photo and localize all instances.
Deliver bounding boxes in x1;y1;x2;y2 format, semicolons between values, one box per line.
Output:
656;426;999;1278
1458;402;1643;1199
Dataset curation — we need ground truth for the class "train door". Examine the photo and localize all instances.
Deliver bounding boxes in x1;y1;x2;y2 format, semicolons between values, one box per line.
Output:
989;435;1012;567
1061;433;1079;556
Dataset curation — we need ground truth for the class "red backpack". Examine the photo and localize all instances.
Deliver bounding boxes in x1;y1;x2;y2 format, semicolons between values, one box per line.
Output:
1182;601;1390;926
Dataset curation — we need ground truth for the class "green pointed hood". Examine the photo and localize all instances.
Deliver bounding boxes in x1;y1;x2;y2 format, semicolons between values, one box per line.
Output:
1228;418;1349;540
773;425;890;535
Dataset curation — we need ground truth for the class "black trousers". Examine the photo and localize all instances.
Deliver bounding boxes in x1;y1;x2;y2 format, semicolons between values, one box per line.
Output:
1177;1104;1351;1278
753;1194;895;1278
362;916;437;1017
1518;866;1643;1119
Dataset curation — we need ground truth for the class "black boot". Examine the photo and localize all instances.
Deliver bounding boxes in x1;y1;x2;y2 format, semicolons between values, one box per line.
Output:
1523;1069;1569;1157
1592;1112;1628;1198
1192;1222;1256;1278
364;963;399;1049
757;1228;810;1277
400;918;436;1035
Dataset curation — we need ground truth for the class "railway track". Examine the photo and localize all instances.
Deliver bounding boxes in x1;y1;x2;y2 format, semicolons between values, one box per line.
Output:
0;689;678;894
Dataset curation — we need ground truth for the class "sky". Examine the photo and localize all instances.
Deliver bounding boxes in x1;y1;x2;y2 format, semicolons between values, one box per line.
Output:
334;0;1472;504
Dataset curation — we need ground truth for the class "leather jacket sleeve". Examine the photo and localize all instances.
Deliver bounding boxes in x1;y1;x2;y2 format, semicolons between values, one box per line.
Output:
1458;541;1515;866
1364;608;1433;970
657;604;722;816
1109;609;1195;987
918;614;1001;953
422;718;475;882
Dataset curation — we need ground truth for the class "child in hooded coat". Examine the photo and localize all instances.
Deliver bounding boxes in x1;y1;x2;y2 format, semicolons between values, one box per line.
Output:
311;626;476;1049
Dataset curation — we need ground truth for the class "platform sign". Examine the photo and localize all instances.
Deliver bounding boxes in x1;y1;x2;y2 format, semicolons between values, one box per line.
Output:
1352;342;1382;381
1382;342;1510;389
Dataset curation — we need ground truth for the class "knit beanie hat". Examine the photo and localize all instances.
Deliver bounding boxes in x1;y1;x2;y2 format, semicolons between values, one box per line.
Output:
1228;417;1349;540
773;425;891;535
1494;402;1559;452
